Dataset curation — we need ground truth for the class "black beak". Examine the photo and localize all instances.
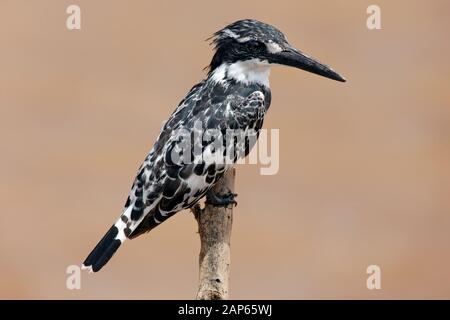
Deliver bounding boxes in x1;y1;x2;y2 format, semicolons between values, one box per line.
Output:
271;47;346;82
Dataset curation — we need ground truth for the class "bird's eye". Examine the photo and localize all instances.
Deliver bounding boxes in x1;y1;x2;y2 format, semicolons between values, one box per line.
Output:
245;40;264;51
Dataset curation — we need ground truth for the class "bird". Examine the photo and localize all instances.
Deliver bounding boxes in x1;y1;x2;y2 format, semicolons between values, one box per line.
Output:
82;19;346;273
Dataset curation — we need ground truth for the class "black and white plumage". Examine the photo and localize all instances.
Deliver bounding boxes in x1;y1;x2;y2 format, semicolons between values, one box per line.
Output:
83;19;345;272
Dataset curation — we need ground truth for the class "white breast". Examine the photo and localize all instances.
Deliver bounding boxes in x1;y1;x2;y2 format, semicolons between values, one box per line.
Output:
211;59;271;87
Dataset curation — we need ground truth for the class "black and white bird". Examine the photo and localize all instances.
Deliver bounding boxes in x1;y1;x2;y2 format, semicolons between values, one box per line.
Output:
83;19;345;272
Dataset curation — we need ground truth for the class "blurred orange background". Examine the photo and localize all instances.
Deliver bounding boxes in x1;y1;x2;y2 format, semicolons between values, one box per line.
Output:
0;0;449;299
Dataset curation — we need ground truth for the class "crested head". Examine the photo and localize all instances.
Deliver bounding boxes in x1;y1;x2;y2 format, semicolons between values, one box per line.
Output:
207;19;288;86
209;19;288;65
207;19;346;85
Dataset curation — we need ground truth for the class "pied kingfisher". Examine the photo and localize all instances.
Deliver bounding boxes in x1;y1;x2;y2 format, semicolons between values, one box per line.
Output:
83;19;346;272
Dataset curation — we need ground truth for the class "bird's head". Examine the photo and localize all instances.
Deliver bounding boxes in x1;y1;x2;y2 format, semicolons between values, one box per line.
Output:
208;19;346;84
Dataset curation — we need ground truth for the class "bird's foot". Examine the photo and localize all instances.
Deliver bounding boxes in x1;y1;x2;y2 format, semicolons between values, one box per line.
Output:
205;189;238;207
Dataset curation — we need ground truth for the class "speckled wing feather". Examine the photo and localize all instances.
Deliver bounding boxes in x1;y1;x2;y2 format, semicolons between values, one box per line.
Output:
130;82;270;238
83;79;270;272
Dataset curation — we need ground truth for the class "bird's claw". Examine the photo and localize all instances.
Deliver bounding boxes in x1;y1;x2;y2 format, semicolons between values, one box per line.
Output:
206;190;238;207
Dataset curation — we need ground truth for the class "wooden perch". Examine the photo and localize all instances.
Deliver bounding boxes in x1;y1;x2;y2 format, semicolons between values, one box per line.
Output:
191;168;235;300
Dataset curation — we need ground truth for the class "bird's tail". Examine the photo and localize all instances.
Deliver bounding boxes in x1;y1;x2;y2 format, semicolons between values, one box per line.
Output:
82;222;124;273
82;204;136;272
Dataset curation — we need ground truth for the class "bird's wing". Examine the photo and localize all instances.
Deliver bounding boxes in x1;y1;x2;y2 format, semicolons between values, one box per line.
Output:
82;82;268;272
112;81;208;240
128;86;268;238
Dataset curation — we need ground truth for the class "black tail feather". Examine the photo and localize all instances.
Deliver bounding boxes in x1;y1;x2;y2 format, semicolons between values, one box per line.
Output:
83;225;122;272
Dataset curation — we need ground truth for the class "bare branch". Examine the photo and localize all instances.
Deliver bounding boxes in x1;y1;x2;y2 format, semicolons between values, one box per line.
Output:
192;168;235;300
